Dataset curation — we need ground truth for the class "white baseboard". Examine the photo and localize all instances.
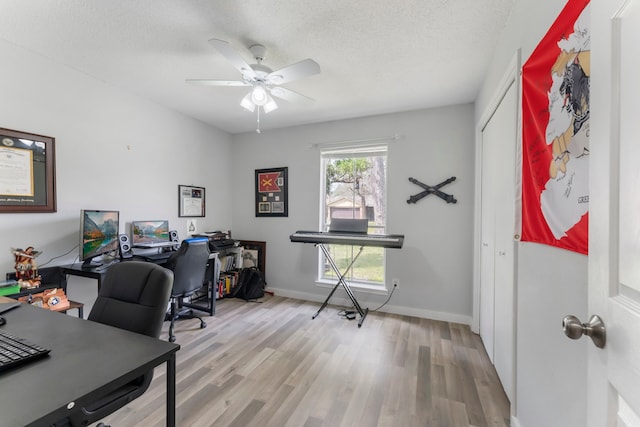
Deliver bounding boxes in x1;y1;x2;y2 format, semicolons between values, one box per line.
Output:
266;286;472;326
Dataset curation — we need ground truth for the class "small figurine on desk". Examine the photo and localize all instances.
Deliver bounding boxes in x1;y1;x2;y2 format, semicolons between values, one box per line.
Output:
11;246;42;288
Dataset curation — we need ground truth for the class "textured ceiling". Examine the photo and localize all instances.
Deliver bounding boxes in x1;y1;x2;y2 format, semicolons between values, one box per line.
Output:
0;0;515;134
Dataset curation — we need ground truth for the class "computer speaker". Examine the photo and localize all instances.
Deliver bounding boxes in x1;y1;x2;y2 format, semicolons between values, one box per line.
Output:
118;234;133;259
169;230;180;250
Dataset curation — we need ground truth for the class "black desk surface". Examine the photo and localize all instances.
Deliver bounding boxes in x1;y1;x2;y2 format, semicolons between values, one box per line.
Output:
61;258;169;285
0;298;179;426
59;262;117;290
60;262;106;278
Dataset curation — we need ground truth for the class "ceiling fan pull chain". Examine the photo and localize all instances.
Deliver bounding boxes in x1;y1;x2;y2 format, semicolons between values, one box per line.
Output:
256;107;261;134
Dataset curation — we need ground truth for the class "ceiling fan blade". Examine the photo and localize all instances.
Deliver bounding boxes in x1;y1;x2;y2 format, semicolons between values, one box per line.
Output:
269;86;315;104
186;79;249;87
208;38;257;80
266;58;320;85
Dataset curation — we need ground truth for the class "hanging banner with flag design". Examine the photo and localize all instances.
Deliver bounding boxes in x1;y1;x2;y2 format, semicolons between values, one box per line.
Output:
520;0;590;255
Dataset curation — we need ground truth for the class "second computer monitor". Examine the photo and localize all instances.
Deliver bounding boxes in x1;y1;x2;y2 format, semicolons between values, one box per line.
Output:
131;220;170;245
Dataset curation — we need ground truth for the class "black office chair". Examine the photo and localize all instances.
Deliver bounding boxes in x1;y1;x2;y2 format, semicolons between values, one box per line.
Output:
164;237;210;342
59;261;174;427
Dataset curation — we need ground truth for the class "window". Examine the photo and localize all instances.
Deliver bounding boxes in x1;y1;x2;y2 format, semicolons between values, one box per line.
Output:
319;143;388;289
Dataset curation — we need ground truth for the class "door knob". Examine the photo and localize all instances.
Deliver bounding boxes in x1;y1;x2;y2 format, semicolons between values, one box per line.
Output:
562;314;606;348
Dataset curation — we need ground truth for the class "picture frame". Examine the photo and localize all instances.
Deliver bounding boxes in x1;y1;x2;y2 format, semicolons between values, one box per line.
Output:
178;185;205;217
239;240;266;277
0;127;57;213
255;167;288;217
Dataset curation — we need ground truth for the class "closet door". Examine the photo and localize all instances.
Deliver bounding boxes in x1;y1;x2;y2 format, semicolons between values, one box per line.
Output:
480;120;497;363
479;80;517;401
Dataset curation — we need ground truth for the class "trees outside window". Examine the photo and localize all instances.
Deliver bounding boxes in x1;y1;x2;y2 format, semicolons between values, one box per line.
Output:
320;144;388;287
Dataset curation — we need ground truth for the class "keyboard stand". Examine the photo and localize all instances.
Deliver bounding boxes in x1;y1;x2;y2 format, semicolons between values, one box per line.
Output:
313;243;369;327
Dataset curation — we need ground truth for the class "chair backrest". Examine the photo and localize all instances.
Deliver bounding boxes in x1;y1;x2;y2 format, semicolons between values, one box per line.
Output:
164;237;210;298
65;261;174;426
88;261;174;338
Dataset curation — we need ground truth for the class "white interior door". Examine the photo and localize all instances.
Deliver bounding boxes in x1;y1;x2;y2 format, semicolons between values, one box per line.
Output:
492;82;517;403
479;80;517;402
588;0;640;424
480;131;497;363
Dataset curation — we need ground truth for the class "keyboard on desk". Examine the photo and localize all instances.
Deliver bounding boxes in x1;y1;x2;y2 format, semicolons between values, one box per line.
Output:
95;260;119;272
133;242;174;248
138;252;172;262
0;329;50;373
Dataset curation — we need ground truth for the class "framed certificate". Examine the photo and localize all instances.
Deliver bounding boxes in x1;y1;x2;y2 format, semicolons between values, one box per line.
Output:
178;185;205;217
0;128;56;213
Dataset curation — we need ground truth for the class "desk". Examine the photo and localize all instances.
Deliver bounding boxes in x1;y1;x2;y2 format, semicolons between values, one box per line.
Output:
60;262;110;290
62;256;218;317
5;267;85;318
61;258;163;291
0;296;180;426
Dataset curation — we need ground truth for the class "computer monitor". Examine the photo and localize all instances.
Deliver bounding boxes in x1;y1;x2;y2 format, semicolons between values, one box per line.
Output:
131;220;170;245
79;209;120;268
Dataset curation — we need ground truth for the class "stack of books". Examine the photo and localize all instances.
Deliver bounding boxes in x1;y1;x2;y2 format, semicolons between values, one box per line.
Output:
216;270;240;299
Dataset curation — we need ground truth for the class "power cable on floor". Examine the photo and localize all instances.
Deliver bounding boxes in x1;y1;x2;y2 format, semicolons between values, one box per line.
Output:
370;283;398;312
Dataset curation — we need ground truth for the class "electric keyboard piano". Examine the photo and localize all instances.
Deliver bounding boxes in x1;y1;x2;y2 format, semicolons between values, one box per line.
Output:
290;229;405;327
289;231;404;248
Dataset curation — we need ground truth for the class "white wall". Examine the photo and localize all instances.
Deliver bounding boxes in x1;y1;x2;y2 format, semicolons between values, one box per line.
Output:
230;105;476;323
0;39;233;308
476;1;588;426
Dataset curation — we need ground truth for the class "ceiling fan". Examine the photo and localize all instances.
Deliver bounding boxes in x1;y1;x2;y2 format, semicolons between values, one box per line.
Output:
187;39;321;132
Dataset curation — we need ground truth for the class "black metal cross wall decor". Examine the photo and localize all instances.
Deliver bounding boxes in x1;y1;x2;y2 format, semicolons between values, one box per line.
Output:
407;176;457;204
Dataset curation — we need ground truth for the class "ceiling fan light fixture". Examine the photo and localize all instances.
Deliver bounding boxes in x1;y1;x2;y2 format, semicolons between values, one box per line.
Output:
240;93;256;112
250;86;268;105
263;96;278;114
192;39;321;131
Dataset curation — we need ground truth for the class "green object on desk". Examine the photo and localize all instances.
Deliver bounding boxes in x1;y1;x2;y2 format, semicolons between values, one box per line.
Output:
0;280;20;296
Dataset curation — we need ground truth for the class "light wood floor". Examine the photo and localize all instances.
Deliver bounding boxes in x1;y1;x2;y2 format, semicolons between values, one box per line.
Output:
101;295;510;427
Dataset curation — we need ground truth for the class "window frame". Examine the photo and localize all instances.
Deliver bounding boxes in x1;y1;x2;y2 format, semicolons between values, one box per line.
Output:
317;143;389;293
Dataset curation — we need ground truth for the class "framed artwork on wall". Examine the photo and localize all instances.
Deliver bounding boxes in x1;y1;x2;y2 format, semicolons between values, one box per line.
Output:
255;167;288;217
178;185;205;217
0;127;56;213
